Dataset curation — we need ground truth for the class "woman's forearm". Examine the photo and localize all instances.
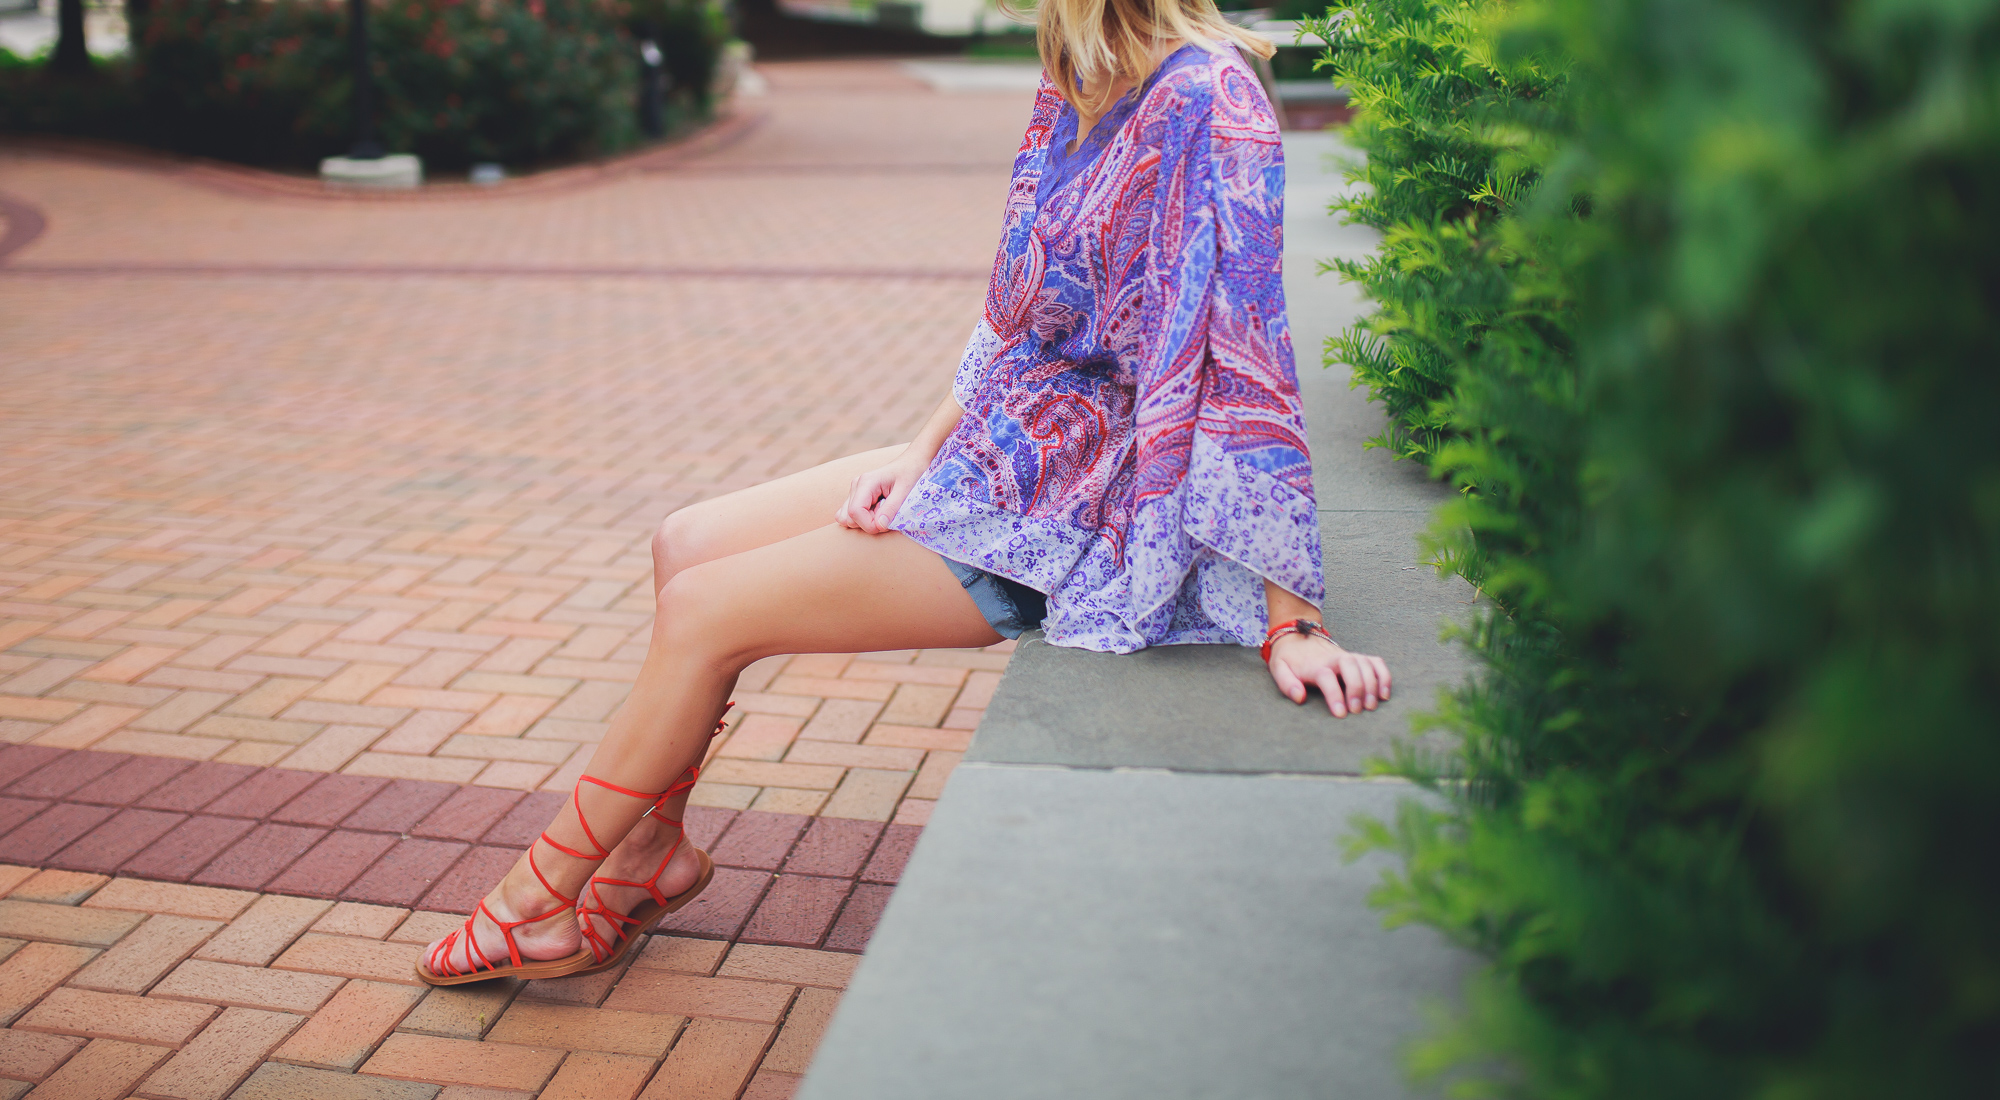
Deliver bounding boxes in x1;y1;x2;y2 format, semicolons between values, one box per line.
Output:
1264;579;1321;632
901;394;965;470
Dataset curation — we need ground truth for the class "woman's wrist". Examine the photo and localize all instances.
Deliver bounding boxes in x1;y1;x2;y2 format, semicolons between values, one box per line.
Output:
896;396;965;477
1260;618;1338;662
1262;581;1324;634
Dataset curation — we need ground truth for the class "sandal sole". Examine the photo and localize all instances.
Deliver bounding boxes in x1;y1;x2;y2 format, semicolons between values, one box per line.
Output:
414;944;598;986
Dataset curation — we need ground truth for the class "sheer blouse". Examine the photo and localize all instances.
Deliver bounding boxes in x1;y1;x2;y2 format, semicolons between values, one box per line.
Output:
890;43;1323;653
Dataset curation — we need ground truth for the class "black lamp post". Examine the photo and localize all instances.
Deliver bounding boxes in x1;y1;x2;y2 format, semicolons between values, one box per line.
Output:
638;34;666;139
347;0;384;159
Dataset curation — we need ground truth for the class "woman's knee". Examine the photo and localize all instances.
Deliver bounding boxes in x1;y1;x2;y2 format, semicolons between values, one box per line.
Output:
653;563;734;641
654;563;763;667
652;505;713;585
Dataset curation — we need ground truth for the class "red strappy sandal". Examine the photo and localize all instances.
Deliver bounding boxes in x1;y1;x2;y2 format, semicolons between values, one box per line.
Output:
415;773;676;986
571;704;733;974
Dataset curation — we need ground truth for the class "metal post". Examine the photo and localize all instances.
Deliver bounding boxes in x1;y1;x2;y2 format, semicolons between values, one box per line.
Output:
638;36;665;139
348;0;384;159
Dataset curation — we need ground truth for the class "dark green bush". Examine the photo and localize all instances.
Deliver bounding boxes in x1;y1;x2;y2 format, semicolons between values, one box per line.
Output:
1318;0;2000;1093
132;0;348;164
0;51;147;140
1308;0;1564;467
1;0;731;169
136;0;641;168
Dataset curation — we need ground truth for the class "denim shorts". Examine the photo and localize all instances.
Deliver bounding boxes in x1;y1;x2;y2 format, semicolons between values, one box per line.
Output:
940;556;1048;639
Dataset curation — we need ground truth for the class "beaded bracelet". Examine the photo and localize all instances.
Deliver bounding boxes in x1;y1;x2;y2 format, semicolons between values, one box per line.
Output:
1260;618;1336;662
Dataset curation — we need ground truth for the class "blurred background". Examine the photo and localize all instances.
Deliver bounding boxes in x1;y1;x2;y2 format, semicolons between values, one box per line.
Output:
0;0;1343;180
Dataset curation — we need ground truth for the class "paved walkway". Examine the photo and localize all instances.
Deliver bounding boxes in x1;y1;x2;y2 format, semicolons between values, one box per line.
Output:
0;60;1037;1099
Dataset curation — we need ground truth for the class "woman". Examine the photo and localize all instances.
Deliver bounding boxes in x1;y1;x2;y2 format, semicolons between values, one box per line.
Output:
418;0;1391;984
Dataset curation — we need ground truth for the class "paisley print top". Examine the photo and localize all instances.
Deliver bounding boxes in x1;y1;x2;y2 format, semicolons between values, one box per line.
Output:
890;43;1324;654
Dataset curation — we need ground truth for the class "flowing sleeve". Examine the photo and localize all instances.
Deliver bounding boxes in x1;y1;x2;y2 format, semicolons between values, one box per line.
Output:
1123;58;1325;640
955;77;1063;409
951;319;1004;408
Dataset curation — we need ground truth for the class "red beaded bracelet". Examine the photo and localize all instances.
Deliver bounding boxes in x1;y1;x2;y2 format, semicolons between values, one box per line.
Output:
1261;618;1335;662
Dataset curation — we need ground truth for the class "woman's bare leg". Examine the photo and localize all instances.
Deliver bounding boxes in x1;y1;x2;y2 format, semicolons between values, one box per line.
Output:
422;522;998;974
651;445;904;596
567;445;905;950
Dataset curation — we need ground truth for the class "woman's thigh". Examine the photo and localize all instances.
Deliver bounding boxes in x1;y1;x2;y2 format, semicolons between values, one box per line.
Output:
662;523;1002;662
655;445;903;587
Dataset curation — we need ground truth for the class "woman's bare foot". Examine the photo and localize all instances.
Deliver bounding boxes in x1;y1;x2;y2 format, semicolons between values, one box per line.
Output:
421;864;582;977
576;813;705;955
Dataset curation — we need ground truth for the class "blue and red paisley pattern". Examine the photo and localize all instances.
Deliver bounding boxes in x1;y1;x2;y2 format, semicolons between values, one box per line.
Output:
891;43;1324;653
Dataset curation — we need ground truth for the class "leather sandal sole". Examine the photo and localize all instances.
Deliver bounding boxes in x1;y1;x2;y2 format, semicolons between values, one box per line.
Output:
574;847;717;978
414;943;599;986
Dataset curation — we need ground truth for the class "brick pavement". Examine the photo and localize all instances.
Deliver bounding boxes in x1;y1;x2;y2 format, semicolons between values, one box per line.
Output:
0;59;1038;1098
0;735;924;940
0;865;860;1100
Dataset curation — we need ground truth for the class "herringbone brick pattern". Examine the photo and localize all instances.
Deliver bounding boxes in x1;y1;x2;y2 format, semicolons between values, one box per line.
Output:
0;866;859;1099
0;58;1039;1098
0;740;921;946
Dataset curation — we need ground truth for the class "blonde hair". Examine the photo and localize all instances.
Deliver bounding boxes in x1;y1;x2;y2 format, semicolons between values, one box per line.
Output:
1008;0;1274;115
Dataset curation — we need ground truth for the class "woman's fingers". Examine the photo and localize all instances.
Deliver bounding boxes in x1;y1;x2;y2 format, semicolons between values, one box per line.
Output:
1269;638;1394;718
840;475;874;531
1347;654;1380;710
845;471;889;535
1314;666;1347;717
1269;656;1308;704
876;480;914;530
862;487;892;534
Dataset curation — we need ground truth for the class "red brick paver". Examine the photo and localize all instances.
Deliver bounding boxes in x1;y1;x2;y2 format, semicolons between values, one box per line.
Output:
0;864;884;1098
1;57;1036;1098
0;742;925;947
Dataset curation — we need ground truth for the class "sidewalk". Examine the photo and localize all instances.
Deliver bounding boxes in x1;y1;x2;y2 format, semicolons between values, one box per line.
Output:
0;60;1038;1100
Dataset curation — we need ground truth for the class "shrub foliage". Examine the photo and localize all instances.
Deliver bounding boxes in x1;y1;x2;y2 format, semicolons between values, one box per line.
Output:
2;0;729;169
1318;0;2000;1094
137;0;642;168
1310;0;1563;466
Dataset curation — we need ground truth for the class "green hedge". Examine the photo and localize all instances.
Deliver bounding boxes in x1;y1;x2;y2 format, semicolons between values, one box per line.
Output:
1312;0;1565;469
139;0;642;168
2;0;727;169
1316;0;2000;1093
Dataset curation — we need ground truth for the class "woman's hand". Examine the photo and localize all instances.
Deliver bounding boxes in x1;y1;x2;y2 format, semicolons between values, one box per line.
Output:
835;455;926;535
1266;631;1392;718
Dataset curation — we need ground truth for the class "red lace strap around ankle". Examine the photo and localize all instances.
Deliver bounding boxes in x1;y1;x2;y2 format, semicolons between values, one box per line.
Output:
539;774;673;862
576;826;690;961
575;705;732;962
432;770;680;978
645;702;736;814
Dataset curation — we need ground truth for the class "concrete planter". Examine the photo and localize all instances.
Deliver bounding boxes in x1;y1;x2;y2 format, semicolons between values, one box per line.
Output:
319;154;423;190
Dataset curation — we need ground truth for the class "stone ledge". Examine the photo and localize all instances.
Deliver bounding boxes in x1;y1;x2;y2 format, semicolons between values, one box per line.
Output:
798;765;1471;1100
